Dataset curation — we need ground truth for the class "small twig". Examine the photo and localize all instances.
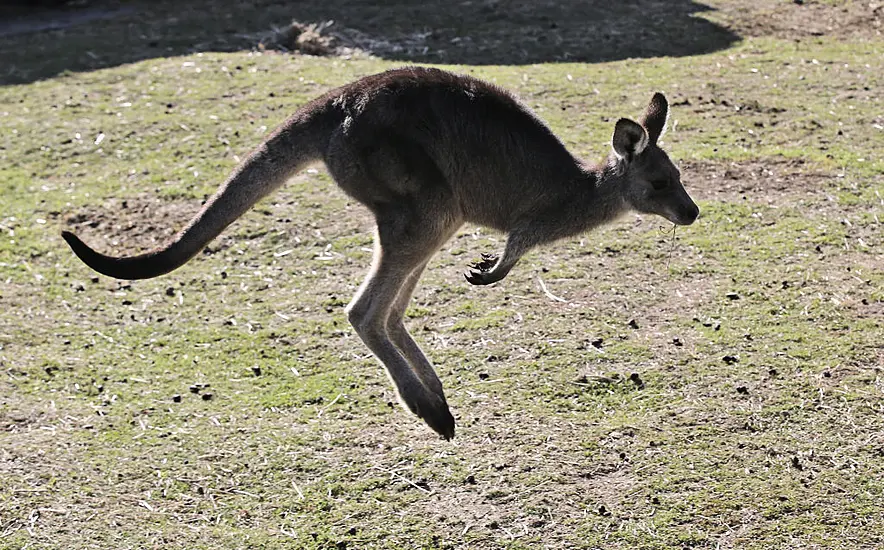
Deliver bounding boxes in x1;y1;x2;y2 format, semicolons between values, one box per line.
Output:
511;479;552;499
460;378;505;387
536;276;567;303
667;224;677;271
36;508;67;514
372;465;434;495
317;393;343;417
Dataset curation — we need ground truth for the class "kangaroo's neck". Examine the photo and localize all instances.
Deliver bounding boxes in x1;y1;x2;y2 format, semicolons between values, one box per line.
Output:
566;158;631;234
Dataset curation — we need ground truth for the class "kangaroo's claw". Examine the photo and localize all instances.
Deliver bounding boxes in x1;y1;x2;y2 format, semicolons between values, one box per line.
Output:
464;253;500;285
476;252;498;271
464;268;487;285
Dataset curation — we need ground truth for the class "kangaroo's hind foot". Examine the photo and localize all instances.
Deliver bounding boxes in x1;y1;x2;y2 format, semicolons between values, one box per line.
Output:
401;389;456;440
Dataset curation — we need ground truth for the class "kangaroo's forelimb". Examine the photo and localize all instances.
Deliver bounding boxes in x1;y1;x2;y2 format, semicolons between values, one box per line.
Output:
464;229;538;285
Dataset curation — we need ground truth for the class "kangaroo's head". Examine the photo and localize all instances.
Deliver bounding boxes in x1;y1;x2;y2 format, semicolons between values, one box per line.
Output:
610;93;699;226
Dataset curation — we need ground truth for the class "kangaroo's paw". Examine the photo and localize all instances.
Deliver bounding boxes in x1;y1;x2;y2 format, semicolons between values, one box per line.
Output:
475;252;499;271
464;253;500;285
402;390;456;440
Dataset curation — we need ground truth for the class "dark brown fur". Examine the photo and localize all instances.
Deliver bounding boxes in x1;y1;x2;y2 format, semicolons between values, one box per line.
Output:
62;67;699;438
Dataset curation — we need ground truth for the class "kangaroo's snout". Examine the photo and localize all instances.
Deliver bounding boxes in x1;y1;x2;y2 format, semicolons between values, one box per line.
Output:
677;202;700;226
656;195;699;226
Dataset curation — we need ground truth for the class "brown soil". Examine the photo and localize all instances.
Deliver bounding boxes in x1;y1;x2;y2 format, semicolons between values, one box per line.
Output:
710;0;884;39
63;194;198;254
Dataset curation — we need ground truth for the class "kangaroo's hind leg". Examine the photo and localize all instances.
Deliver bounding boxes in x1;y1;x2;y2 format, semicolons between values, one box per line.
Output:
385;235;457;398
347;205;460;439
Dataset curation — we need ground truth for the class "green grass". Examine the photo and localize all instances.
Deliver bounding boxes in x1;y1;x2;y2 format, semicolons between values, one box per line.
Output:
1;1;883;549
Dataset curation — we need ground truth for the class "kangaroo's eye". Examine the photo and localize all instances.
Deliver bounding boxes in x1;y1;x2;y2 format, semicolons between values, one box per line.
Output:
651;179;669;191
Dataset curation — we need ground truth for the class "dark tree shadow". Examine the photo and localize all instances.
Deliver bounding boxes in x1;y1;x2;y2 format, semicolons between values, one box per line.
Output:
0;0;740;86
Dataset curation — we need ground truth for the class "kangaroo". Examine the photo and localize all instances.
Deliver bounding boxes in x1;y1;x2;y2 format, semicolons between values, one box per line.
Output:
62;67;699;439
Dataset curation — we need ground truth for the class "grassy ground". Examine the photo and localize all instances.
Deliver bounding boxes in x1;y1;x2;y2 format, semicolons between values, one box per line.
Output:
1;1;882;548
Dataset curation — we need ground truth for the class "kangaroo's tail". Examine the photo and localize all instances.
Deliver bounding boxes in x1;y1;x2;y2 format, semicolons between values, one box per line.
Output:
62;109;333;280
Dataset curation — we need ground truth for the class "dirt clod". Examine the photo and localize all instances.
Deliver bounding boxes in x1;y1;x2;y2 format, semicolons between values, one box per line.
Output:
629;373;645;389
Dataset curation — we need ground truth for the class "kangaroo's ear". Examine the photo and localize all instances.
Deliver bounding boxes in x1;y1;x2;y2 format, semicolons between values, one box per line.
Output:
641;92;669;144
612;118;648;161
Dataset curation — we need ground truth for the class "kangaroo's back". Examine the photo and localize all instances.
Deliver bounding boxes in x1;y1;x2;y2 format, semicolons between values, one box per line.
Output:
321;67;588;230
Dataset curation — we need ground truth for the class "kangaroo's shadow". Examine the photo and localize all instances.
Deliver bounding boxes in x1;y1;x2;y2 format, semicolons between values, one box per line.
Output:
0;0;740;86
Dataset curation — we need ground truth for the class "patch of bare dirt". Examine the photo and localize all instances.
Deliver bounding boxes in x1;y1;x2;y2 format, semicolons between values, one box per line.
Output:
856;297;884;320
682;158;838;204
252;1;884;63
252;0;743;64
0;400;52;433
2;0;746;85
63;194;200;254
709;0;884;39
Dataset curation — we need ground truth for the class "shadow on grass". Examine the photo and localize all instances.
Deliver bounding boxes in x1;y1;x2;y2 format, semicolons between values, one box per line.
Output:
0;0;740;85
